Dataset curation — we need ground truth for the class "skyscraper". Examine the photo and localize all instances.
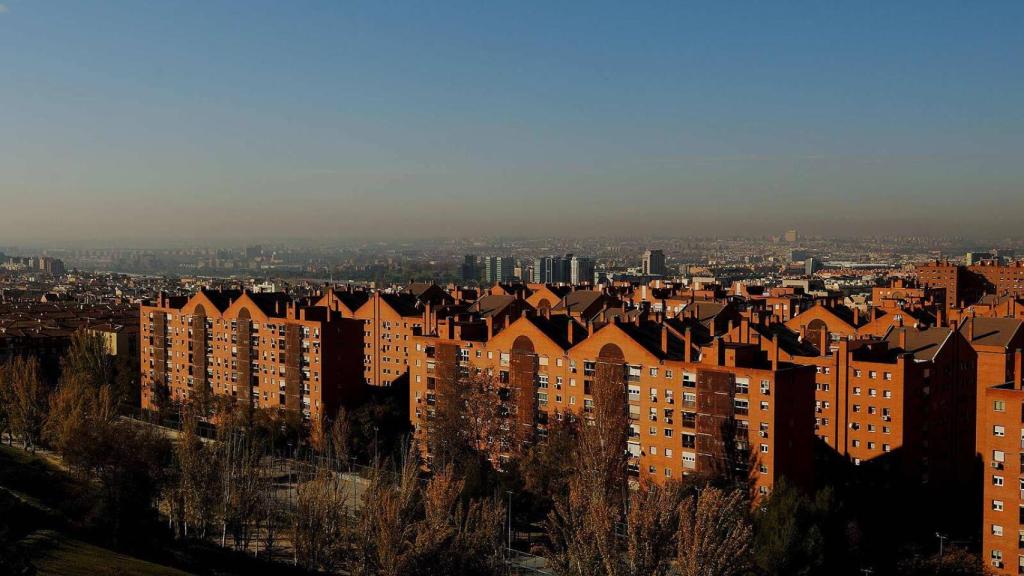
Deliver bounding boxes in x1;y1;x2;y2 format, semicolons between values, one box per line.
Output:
642;249;666;276
483;256;515;284
570;255;594;285
461;255;480;283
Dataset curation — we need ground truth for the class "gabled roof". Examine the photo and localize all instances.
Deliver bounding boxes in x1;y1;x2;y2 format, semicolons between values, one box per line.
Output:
469;294;522;318
750;323;821;357
884;326;952;362
614;320;688;361
959;317;1024;349
196;289;243;312
490;313;586;352
319;288;370;314
405;282;437;298
379;293;422;317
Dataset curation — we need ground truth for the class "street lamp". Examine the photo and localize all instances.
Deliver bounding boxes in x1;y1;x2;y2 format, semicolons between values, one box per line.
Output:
936;532;948;561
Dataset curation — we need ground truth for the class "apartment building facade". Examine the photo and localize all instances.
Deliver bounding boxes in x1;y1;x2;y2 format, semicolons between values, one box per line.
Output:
140;290;365;424
409;312;815;497
980;350;1024;575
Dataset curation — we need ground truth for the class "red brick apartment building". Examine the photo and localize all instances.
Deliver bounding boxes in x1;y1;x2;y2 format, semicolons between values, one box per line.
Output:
727;318;977;492
140;290;365;424
409;310;816;497
316;284;453;387
980;350;1024;574
918;260;1024;309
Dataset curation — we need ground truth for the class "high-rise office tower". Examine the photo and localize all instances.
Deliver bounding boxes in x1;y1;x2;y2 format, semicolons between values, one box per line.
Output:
642;249;666;276
570;255;595;285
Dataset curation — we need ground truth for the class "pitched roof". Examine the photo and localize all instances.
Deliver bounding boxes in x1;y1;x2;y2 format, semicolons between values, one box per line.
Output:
469;294;520;318
523;314;588;350
884;326;952;362
379;293;422;317
959;317;1024;349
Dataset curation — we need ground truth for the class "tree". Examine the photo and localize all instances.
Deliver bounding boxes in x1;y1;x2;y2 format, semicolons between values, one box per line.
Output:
423;368;509;497
293;468;347;571
328;406;353;468
545;360;636;576
61;330;114;393
1;356;49;453
623;482;682;576
676;486;752;576
752;481;849;575
350;450;422;576
160;407;220;540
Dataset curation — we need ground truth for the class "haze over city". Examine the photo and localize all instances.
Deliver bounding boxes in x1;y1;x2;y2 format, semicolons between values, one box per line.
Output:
2;1;1023;245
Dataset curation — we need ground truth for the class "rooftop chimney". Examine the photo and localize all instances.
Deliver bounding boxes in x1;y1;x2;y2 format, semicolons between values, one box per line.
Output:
567;320;575;346
898;328;907;352
1014;348;1023;389
966;318;974;343
683;327;692;363
661;324;669;355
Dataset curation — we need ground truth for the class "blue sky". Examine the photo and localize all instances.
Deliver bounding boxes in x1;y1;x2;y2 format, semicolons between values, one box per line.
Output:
1;1;1022;244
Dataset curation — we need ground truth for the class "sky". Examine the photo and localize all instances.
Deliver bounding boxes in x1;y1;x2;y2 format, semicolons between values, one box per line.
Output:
0;1;1022;246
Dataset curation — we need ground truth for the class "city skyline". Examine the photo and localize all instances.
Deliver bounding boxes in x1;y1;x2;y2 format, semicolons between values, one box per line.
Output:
2;1;1023;244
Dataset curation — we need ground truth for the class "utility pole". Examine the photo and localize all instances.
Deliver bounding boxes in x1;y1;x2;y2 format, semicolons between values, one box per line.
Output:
936;532;948;562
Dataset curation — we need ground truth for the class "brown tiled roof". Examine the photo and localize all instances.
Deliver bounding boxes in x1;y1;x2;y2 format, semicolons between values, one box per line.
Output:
884;326;951;362
959;317;1023;349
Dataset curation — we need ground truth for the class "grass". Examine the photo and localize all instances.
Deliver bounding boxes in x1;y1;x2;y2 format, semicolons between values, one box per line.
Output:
24;531;194;576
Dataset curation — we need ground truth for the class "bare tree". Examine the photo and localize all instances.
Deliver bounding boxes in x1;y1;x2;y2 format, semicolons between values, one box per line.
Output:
293;468;347;570
546;359;630;576
676;486;752;576
2;356;49;453
350;450;422;576
623;482;683;576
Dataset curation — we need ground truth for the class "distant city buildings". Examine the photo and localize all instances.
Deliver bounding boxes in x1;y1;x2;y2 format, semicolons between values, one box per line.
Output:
642;249;666;276
483;256;516;284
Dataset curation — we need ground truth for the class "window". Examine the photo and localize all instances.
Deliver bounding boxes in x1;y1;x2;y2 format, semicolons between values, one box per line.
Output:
868;388;877;397
995;426;1006;437
883;390;892;399
994;476;1005;486
853;387;861;396
869;371;877;379
854;369;862;378
884;372;893;381
760;444;768;453
760;380;770;394
994;400;1006;412
760;401;769;411
993;500;1005;512
993;525;1004;537
735;378;749;394
649;367;658;377
682;453;696;469
665;369;673;379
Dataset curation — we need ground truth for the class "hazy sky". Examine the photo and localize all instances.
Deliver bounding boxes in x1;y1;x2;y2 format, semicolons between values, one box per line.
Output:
1;1;1022;245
